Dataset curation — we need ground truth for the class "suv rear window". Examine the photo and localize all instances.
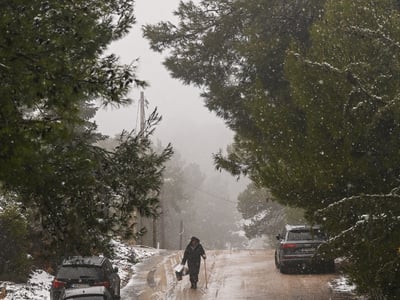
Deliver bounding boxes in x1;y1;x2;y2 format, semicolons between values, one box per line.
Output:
57;266;104;279
287;229;326;241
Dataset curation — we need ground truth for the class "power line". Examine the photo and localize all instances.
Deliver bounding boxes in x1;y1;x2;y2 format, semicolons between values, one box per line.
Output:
183;180;237;205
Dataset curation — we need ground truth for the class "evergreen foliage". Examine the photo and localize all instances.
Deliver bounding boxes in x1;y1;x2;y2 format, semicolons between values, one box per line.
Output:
159;153;246;250
143;0;324;134
0;0;173;264
144;0;326;204
145;0;400;297
0;207;30;282
285;0;400;296
0;0;137;186
237;183;305;243
5;108;172;260
157;153;188;249
237;183;285;241
109;111;174;237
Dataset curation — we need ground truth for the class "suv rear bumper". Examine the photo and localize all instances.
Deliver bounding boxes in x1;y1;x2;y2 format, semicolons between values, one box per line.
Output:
281;256;334;271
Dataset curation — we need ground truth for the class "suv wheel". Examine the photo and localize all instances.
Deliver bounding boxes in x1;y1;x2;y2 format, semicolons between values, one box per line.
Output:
274;251;280;269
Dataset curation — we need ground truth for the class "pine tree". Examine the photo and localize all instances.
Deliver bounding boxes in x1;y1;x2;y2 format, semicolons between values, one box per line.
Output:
284;0;400;297
0;1;173;261
144;0;325;153
145;1;400;297
0;0;138;186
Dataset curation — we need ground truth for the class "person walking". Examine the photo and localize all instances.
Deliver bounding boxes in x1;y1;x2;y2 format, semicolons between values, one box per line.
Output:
181;236;206;289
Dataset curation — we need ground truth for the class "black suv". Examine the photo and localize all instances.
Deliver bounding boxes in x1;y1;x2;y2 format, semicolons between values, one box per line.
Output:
50;256;120;300
275;224;335;274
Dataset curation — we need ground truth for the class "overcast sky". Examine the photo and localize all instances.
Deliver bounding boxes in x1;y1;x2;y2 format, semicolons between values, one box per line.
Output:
94;0;234;174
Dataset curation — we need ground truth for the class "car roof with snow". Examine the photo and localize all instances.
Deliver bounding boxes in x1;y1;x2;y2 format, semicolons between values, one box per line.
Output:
285;224;322;231
61;256;107;266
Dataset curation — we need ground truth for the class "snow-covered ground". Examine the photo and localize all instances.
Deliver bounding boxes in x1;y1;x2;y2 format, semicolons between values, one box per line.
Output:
0;240;160;300
0;241;357;299
329;275;357;294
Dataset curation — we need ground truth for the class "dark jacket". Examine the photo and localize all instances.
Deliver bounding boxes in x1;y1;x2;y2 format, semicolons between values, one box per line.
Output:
181;237;206;275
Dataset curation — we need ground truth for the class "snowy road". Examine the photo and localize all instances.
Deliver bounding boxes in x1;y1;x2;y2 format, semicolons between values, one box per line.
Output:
121;249;346;300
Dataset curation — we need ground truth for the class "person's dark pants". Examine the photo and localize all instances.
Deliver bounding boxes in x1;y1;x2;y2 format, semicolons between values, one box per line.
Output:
188;261;200;288
189;272;199;287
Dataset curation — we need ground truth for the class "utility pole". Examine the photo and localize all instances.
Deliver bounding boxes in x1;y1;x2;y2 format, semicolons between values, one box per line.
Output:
139;91;145;136
139;91;159;248
137;91;145;245
179;220;184;250
159;188;165;249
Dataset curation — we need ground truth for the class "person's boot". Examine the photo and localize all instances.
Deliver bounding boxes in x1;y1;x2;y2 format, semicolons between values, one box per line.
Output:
190;282;195;289
193;282;197;289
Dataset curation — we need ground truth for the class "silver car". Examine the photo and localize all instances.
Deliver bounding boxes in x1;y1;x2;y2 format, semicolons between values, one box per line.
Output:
275;224;335;274
50;256;120;300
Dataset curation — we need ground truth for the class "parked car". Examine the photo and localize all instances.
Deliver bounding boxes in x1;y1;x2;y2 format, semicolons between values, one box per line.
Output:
60;286;113;300
50;256;120;300
275;224;335;274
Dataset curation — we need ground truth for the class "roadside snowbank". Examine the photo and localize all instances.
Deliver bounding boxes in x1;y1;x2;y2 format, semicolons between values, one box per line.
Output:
0;270;53;300
329;275;357;294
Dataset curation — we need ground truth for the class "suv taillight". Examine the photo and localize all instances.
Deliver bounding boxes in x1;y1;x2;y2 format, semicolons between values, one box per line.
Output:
52;279;66;289
94;281;111;288
281;243;297;249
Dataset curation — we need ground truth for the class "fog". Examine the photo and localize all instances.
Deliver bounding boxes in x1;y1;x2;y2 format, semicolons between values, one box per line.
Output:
94;1;249;248
95;0;233;176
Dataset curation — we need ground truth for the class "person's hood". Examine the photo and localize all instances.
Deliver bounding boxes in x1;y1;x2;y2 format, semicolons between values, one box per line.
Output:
190;236;200;243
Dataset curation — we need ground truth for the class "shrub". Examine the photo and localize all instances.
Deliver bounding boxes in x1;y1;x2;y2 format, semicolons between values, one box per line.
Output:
0;207;31;282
